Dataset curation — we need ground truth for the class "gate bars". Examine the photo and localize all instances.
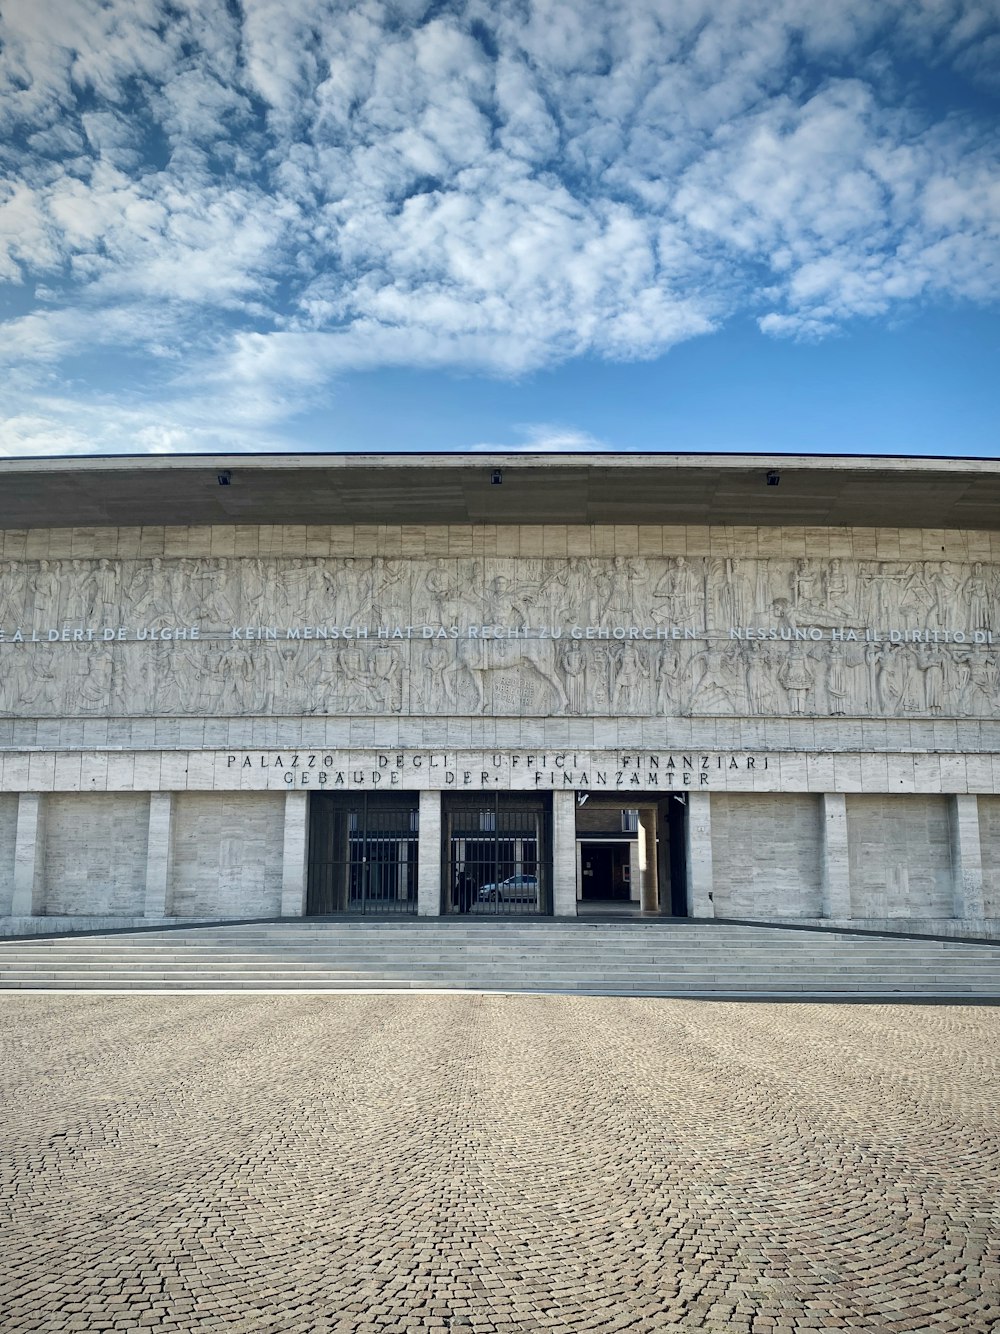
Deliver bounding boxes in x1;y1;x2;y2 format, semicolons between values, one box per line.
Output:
442;792;553;916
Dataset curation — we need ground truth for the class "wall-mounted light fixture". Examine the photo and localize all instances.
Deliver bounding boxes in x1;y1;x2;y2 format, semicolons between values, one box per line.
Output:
217;470;232;486
576;792;589;806
491;469;503;485
766;470;780;487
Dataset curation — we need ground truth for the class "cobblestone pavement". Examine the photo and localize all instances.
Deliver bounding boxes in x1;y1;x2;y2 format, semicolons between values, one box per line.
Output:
1;998;998;1334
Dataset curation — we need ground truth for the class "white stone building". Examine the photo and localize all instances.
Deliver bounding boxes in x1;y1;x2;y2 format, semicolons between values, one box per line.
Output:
1;451;998;938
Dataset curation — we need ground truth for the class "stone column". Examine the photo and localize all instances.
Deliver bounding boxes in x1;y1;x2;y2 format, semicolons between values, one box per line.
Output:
11;793;45;918
628;841;641;902
144;792;174;918
417;790;442;917
280;791;309;917
820;793;852;920
685;792;714;918
551;790;578;918
638;808;658;912
951;795;985;921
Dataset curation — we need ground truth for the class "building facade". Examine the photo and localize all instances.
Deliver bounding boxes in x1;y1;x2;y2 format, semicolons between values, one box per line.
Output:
1;452;999;938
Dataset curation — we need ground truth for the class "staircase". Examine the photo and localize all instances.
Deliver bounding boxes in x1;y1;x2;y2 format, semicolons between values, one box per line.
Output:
1;920;999;997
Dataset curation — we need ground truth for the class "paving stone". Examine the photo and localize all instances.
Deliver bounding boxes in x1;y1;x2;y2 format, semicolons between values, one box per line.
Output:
0;997;997;1332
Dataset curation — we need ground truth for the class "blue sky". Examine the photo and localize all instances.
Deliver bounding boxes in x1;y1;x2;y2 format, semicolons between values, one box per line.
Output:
1;0;998;459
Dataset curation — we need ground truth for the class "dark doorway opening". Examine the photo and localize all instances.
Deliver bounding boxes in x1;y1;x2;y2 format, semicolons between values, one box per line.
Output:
442;792;552;916
307;792;419;915
664;795;689;917
579;842;631;901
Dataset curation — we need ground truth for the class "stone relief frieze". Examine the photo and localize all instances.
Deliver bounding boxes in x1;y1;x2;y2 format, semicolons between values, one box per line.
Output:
0;553;998;719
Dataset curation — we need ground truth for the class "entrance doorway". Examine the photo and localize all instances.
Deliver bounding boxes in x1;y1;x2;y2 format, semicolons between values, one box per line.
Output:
575;794;689;916
442;792;552;916
307;792;419;915
579;842;631;901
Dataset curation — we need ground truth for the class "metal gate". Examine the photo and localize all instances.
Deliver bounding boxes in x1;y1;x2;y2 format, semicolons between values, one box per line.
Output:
307;792;419;915
442;793;552;916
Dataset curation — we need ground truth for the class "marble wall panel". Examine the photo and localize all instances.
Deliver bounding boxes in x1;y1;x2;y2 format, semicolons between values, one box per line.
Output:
169;792;284;918
709;794;823;918
42;793;149;916
846;795;954;918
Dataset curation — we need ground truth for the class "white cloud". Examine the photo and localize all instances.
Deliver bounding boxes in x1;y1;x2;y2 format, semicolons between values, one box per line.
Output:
470;424;608;453
0;0;998;450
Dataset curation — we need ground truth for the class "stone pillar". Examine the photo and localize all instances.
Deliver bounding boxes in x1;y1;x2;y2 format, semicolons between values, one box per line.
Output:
951;795;986;921
820;793;852;920
11;793;45;918
551;791;578;918
638;808;658;912
280;791;309;918
417;790;441;917
685;792;714;918
144;792;174;918
628;841;641;902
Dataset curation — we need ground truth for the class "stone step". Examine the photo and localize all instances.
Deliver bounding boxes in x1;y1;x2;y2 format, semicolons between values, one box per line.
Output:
2;921;996;996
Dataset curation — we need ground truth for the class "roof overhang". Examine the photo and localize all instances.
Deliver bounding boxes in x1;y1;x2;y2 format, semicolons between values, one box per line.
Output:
2;452;999;531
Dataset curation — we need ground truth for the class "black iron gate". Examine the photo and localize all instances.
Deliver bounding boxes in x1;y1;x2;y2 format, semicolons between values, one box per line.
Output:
442;793;552;916
307;792;419;915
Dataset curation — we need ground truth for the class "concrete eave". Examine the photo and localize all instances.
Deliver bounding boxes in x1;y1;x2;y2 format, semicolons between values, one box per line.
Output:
2;451;1000;531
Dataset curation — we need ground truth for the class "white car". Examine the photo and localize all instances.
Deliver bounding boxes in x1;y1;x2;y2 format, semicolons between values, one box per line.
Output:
477;873;539;902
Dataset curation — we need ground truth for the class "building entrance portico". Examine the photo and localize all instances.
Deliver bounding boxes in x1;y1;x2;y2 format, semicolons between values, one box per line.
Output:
575;794;689;917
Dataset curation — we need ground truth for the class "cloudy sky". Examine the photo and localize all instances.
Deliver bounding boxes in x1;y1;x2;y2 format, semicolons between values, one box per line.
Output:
1;0;998;458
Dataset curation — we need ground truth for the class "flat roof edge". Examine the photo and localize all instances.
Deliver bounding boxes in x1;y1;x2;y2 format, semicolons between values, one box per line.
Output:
1;450;1000;477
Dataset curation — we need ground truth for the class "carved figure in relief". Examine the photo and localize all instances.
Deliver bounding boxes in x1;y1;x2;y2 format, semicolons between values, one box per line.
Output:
822;558;854;619
76;645;113;713
957;649;999;717
892;644;921;713
369;558;405;628
862;562;906;626
0;561;26;626
926;562;958;628
778;643;814;715
742;642;777;715
338;642;373;711
653;556;699;626
770;597;798;633
421;640;458;711
654;644;682;715
600;558;645;624
717;558;753;629
916;642;946;712
3;644;43;711
481;574;523;628
198;558;237;626
964;561;992;631
115;644;151;715
864;641;890;714
423;559;464;627
279;559;312;623
792;559;820;616
607;641;648;714
241;558;269;625
823;642;856;716
126;557;158;622
62;559;97;622
562;557;601;625
371;644;402;712
559;640;587;714
30;560;60;626
457;637;569;715
93;559;120;627
690;645;745;715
